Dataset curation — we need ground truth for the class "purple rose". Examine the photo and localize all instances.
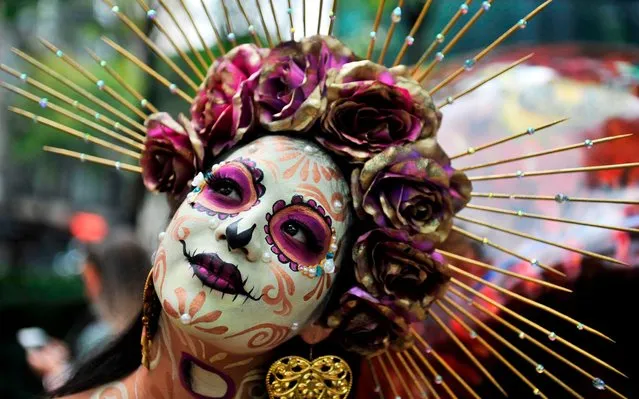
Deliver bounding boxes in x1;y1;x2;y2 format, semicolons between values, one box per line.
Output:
353;229;451;321
254;35;356;132
351;139;471;243
317;61;441;163
142;113;200;195
190;44;267;159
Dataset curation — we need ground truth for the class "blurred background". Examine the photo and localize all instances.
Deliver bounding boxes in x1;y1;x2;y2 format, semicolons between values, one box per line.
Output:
1;0;638;397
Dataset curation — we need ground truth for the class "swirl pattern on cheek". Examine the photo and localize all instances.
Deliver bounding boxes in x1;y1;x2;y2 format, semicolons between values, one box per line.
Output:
265;195;333;271
193;157;266;220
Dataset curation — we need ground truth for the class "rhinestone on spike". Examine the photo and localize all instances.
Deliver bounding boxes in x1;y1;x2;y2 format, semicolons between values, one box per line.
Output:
405;35;415;46
516;170;524;178
464;58;476;70
535;364;544;374
227;32;236;41
94;113;101;120
435;52;445;61
548;332;557;341
140;99;148;107
329;11;336;20
248;25;255;33
527;127;535;135
286;7;292;14
80;153;86;162
481;1;491;11
391;7;402;23
467;147;475;154
96;80;105;90
115;161;121;171
147;9;157;19
100;60;107;67
518;19;527;29
83;133;90;143
56;50;64;57
20;73;28;82
460;4;469;14
592;378;605;390
39;98;48;108
369;31;377;39
518;332;526;339
577;323;584;330
530;258;539;266
446;96;454;104
434;375;443;384
517;210;523;216
72;100;79;108
584;139;594;148
436;33;445;42
533;389;540;395
169;83;177;94
114;122;121;130
470;330;478;339
482;237;489;245
111;5;120;13
554;193;568;203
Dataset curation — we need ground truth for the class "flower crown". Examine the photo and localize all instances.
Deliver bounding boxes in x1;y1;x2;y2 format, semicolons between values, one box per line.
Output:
142;35;471;355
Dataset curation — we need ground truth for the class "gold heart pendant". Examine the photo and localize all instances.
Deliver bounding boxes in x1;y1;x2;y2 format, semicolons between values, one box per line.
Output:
265;355;353;398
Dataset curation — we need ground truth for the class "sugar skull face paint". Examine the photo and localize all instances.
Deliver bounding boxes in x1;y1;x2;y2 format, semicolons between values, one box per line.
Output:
155;135;351;355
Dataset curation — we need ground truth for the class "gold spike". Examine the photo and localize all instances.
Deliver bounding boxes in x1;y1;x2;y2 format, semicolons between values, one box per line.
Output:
155;0;208;70
135;0;206;80
375;354;401;398
438;53;533;108
1;82;144;151
436;249;571;292
269;0;283;42
417;0;492;82
430;0;554;94
302;0;307;37
451;117;569;160
444;293;572;399
234;0;263;46
455;214;628;266
86;48;159;114
452;226;565;276
384;352;415;399
103;0;199;92
200;0;228;55
317;0;325;35
11;48;147;135
448;282;626;377
255;0;274;48
39;38;148;121
411;0;473;76
328;0;338;36
469;162;639;181
43;146;142;173
428;308;507;396
436;300;546;398
377;0;405;64
446;295;628;399
366;358;384;398
220;0;239;47
399;351;440;399
408;347;458;399
412;332;481;399
178;0;215;63
102;37;194;104
471;191;639;205
392;0;432;66
465;204;639;234
366;0;387;60
449;269;615;343
287;0;295;40
395;351;434;399
0;63;144;142
10;107;140;159
463;133;632;171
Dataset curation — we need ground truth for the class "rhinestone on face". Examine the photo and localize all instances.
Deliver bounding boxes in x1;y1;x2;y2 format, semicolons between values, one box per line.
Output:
180;314;192;325
333;199;344;210
158;232;166;241
324;259;336;274
209;218;220;230
261;251;272;264
291;322;299;331
592;378;605;390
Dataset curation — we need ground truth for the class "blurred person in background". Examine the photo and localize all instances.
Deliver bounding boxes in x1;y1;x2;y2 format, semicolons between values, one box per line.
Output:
25;228;150;392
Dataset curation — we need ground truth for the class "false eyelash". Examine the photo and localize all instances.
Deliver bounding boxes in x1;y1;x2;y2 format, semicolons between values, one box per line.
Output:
204;173;244;200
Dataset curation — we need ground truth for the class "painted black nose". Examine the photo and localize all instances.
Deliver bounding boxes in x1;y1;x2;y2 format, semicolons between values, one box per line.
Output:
226;219;256;250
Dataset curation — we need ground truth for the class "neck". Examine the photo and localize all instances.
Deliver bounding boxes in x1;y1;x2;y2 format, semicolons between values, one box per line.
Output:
133;314;272;399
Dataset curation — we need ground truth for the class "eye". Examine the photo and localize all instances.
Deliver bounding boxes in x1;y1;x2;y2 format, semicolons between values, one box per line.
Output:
281;221;308;244
210;178;242;201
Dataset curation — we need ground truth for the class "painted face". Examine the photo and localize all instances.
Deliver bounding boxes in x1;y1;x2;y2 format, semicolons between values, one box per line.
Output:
154;135;351;355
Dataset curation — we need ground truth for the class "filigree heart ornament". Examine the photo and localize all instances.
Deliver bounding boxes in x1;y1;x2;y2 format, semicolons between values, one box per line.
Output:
265;355;353;399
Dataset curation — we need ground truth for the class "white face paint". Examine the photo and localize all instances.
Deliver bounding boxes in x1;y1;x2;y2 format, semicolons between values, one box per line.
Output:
154;135;351;355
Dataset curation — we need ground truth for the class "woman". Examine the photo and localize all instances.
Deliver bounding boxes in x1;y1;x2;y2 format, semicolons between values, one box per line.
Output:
3;2;630;398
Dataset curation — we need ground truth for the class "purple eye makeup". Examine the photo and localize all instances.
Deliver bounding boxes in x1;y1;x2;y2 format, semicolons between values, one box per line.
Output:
265;195;334;271
193;158;266;219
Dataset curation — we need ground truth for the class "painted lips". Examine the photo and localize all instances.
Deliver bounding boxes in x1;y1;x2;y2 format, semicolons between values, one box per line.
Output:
180;240;262;302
